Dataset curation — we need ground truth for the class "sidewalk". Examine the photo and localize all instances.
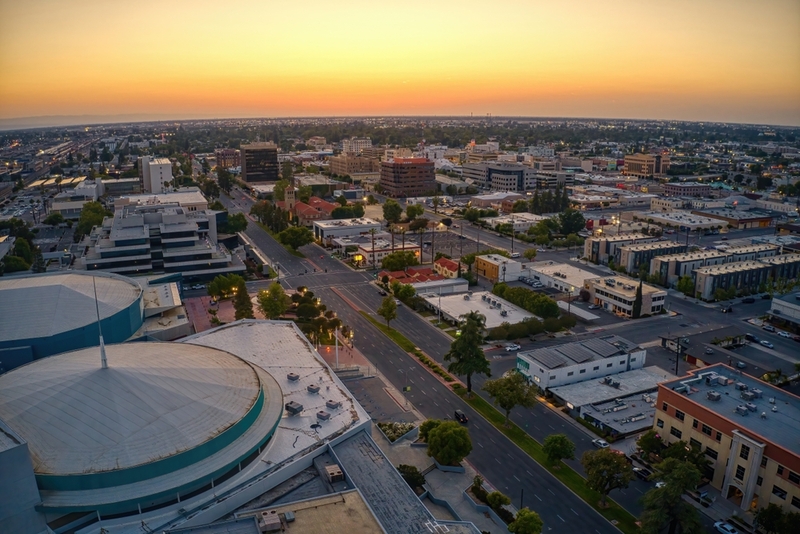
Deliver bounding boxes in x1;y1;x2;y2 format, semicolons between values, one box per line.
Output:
371;424;504;534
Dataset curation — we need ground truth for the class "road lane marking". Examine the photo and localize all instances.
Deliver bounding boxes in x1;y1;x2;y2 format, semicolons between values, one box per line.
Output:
557;515;565;522
527;470;533;476
535;494;542;501
513;475;520;482
548;489;555;495
495;458;501;464
571;508;578;516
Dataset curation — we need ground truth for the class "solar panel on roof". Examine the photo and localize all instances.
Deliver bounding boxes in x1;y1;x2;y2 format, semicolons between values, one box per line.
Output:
581;338;621;358
554;343;596;363
530;349;566;369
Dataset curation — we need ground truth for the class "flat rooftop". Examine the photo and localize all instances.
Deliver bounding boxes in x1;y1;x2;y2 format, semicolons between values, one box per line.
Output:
694;260;771;275
167;517;259;534
550;367;676;408
519;335;640;370
423;290;535;329
776;291;800;305
529;261;597;286
653;250;728;262
587;275;666;297
637;211;721;225
661;364;800;454
758;253;800;265
314;218;380;228
695;208;774;221
594;233;653;243
619;240;685;252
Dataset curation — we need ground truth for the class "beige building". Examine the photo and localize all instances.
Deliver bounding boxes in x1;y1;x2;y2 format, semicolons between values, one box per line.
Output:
617;241;688;273
655;365;800;514
624;153;670;179
584;275;667;317
475;254;522;283
583;233;659;265
328;154;380;176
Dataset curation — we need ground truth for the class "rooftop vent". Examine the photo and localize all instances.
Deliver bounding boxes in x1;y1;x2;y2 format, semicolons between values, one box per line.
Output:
285;401;303;415
317;410;331;421
707;391;721;401
751;388;763;398
735;382;748;391
735;405;749;416
746;402;758;412
325;464;344;483
326;399;341;409
307;384;320;394
741;391;755;401
287;372;300;381
259;511;282;533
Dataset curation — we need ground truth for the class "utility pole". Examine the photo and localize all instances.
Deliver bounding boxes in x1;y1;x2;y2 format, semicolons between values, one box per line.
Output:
460;224;464;256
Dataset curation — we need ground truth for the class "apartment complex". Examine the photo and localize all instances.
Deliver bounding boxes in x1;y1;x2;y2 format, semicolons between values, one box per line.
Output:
583;233;659;264
475;254;522;283
140;156;173;194
340;137;372;154
617;241;688;273
328;153;380;175
81;203;244;278
694;261;776;301
461;162;537;192
584;275;667;317
624;153;670;178
664;182;712;197
655;364;800;514
651;250;730;286
379;158;435;197
240;142;279;183
516;335;645;390
214;148;240;169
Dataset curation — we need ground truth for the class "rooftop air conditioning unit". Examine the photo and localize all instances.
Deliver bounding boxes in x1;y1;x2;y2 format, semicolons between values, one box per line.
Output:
735;382;748;391
751;389;763;398
307;384;320;394
285;401;304;415
735;405;749;416
326;399;341;409
746;403;758;412
707;391;721;401
287;372;300;381
741;391;755;401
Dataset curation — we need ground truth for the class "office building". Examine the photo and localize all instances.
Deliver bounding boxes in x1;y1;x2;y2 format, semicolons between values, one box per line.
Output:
583;233;659;265
516;335;645;390
482;212;549;233
475;254;522;283
617;241;688;273
470;191;524;209
624;153;670;178
433;256;463;278
114;187;209;212
81;202;245;279
340;136;372;154
527;262;598;295
356;238;420;267
584;275;667;317
241;142;279;183
214;148;240;169
424;290;535;330
654;364;800;514
767;291;800;329
328;153;380;175
664;182;712;197
379;158;435;197
141;156;173;194
461;162;537;192
101;177;142;195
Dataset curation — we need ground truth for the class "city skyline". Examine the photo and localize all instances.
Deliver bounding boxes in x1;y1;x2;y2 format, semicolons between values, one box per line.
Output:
1;0;799;128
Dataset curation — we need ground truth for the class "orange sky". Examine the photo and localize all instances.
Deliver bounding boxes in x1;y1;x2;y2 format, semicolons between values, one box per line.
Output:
1;0;799;126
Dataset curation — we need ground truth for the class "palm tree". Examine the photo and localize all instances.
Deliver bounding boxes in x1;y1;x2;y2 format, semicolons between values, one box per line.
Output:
368;228;377;270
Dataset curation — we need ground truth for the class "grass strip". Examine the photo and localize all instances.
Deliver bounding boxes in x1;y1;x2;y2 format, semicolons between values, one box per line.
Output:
451;384;640;534
360;311;454;382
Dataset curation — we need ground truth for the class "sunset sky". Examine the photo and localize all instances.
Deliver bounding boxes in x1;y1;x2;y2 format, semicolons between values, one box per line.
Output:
1;0;799;126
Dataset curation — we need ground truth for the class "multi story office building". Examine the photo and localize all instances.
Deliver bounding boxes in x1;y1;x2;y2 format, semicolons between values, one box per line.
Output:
516;335;645;390
654;364;800;514
624;153;670;178
664;182;712;197
328;154;380;175
617;241;688;272
140;156;173;194
584;275;667;317
81;203;244;278
461;162;537;192
583;233;659;265
379;158;435;197
214;148;240;169
340;137;372;154
535;171;574;190
356;239;420;267
241;142;279;183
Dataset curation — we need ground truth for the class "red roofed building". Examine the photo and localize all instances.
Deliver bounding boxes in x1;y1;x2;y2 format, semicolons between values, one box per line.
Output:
433;257;462;278
276;187;337;227
378;266;445;285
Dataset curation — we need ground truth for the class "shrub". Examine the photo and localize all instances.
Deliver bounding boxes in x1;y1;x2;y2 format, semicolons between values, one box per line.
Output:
377;422;416;442
397;464;426;491
419;419;442;442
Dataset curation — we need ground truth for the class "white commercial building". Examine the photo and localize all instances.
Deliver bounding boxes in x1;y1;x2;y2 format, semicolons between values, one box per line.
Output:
313;218;382;242
482;212;549;232
114;187;209;212
526;261;597;295
516;335;646;390
423;290;536;329
141;156;173;194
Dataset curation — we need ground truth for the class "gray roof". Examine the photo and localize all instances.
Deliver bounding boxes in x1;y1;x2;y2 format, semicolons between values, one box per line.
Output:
0;272;141;342
167;517;260;534
522;335;639;370
662;364;800;454
0;342;263;475
550;367;676;407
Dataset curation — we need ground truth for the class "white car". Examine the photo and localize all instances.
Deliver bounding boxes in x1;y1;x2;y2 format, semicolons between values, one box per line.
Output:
713;522;738;534
592;438;609;449
655;481;666;488
505;344;521;352
536;248;547;252
778;331;791;338
760;340;774;349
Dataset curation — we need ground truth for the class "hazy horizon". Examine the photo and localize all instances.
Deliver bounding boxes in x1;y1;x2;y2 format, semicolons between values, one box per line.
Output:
2;0;799;129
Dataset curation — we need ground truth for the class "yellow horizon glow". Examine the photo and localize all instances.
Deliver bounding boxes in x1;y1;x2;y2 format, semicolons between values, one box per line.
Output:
1;0;799;125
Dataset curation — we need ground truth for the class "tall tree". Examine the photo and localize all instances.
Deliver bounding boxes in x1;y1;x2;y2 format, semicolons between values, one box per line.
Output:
444;311;491;396
508;508;544;534
581;448;633;507
639;458;703;534
377;295;398;329
382;199;403;224
676;275;695;296
632;280;643;318
754;503;785;534
482;371;537;426
257;282;289;319
405;203;424;220
426;420;472;466
233;280;254;320
542;434;576;467
278;226;313;250
30;246;46;273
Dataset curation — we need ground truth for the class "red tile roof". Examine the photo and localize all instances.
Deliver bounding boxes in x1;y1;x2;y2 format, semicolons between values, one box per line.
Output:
434;257;460;271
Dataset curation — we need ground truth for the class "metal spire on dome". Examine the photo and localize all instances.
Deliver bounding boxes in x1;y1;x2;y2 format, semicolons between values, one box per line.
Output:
92;276;108;369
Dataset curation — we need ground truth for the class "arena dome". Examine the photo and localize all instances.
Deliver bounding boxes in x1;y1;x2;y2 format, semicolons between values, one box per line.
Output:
0;342;283;515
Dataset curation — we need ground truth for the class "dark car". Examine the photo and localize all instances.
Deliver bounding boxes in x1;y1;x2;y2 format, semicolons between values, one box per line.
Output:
633;467;652;481
721;306;733;313
762;294;772;299
745;333;760;343
454;409;468;424
742;297;755;304
378;289;387;296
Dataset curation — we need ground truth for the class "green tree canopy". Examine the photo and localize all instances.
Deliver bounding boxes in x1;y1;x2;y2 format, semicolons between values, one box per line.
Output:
12;237;33;264
74;201;111;242
409;217;429;232
1;255;31;272
755;503;786;534
257;282;289;319
377;296;398;329
382;199;403;224
639;458;703;534
207;273;246;299
523;248;537;261
558;208;586;235
405;203;424;220
419;419;442;442
381;250;419;271
676;275;695;296
542;434;576;466
233;280;254;320
426;420;472;466
482;371;537;426
279;226;314;250
637;429;664;458
223;212;248;233
581;448;633;506
444;311;490;395
508;508;544;534
632;281;643;318
273;179;290;201
42;213;64;226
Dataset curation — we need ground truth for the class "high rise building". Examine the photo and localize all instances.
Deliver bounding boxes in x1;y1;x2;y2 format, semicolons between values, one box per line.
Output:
379;158;435;197
240;142;279;183
624;153;670;178
214;148;240;169
140;156;173;194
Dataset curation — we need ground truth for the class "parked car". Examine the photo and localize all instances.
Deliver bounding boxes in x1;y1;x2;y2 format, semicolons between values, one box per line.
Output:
745;333;760;343
394;299;402;306
721;237;728;241
655;481;667;488
760;340;774;349
378;289;387;296
588;304;601;310
714;522;738;534
633;467;652;481
778;331;791;338
762;325;776;332
510;252;521;258
721;306;733;313
454;409;468;424
736;361;747;369
705;348;714;355
761;293;772;299
592;438;609;449
505;344;521;352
